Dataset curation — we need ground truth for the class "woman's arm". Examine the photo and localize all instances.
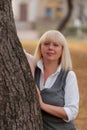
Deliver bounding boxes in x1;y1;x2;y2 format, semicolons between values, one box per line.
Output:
24;49;35;77
26;55;35;77
64;71;79;122
36;87;68;120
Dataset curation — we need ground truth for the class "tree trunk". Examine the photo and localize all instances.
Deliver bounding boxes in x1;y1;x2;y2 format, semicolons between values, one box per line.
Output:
57;0;73;31
0;0;43;130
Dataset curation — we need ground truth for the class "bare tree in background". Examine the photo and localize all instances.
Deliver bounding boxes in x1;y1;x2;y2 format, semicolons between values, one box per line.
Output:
57;0;73;31
0;0;43;130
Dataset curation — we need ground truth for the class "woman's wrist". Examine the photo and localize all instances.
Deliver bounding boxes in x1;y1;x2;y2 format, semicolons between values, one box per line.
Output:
40;101;45;110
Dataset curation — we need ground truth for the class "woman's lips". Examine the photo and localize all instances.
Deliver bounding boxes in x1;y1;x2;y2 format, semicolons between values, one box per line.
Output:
46;52;55;56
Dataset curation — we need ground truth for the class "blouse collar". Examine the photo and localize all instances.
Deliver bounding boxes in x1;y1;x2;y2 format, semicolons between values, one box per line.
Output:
37;59;61;75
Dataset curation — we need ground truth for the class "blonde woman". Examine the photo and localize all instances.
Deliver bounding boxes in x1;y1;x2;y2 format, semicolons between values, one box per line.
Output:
34;30;79;130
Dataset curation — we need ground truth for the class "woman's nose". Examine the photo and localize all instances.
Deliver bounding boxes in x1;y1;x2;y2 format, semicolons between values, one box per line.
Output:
48;44;53;49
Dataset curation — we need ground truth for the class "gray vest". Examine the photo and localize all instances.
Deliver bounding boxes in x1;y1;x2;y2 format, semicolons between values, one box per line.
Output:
35;67;76;130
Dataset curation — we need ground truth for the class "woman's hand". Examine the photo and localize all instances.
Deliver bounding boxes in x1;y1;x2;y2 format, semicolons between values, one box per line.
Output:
36;86;43;109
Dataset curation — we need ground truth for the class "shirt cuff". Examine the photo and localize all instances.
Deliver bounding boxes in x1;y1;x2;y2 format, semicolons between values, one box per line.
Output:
63;107;73;122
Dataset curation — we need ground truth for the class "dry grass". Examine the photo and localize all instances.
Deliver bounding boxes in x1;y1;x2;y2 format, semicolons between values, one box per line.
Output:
68;41;87;130
22;40;87;130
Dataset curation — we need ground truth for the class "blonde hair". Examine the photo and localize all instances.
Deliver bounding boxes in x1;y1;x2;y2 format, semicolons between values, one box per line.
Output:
34;30;72;70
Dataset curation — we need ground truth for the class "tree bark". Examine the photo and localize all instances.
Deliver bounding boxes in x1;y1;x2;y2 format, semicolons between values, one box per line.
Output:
0;0;43;130
57;0;73;31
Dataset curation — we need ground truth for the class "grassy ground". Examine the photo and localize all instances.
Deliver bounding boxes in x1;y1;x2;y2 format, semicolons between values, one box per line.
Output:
68;41;87;130
22;40;87;130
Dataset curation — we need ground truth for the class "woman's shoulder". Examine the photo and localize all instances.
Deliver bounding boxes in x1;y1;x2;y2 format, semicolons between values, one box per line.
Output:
67;70;77;80
24;49;34;59
24;49;36;65
68;70;76;76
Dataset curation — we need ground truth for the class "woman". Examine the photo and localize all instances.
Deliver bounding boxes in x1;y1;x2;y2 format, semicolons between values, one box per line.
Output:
34;30;79;130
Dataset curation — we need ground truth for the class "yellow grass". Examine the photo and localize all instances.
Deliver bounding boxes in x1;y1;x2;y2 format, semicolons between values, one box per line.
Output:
68;41;87;54
68;42;87;130
22;40;87;130
21;40;38;54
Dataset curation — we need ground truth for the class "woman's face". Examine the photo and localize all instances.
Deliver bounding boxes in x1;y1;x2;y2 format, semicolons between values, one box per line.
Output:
40;41;63;63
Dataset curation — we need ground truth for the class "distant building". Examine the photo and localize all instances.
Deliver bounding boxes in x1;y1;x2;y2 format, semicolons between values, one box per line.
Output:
12;0;66;29
12;0;87;29
12;0;39;29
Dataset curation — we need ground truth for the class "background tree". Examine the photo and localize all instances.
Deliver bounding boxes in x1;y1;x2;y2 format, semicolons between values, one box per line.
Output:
0;0;43;130
57;0;73;31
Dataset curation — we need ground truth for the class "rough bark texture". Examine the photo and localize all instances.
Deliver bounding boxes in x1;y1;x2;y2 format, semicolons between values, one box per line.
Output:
0;0;43;130
57;0;73;31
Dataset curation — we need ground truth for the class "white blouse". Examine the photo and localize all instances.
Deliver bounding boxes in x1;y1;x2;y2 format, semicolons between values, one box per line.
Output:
37;59;79;122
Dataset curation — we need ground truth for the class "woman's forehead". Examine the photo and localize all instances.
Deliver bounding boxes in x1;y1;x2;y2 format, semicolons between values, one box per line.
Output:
42;38;60;44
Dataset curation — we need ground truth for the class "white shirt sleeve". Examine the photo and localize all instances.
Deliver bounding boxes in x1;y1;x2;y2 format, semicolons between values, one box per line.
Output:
64;71;79;122
24;49;36;65
23;49;35;76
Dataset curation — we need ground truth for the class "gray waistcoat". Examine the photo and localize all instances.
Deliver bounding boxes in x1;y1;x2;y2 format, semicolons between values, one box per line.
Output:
35;67;76;130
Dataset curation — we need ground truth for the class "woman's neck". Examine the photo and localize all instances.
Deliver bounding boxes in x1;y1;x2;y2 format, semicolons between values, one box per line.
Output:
43;60;58;74
43;60;59;84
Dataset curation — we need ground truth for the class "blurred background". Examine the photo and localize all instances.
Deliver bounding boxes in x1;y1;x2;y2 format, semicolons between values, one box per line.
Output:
12;0;87;41
12;0;87;130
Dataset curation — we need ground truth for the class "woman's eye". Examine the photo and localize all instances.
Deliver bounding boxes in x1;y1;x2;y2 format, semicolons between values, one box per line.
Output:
44;42;49;46
54;44;58;47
